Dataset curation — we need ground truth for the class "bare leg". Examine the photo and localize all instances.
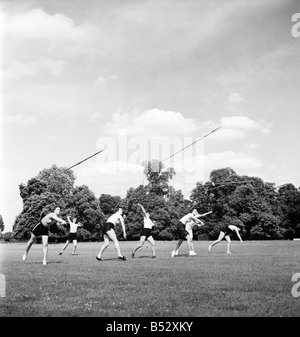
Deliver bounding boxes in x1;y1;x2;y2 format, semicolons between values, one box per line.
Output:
97;234;110;259
42;235;49;265
60;240;70;255
172;239;183;257
225;235;232;254
23;233;37;259
107;230;124;257
132;236;146;257
146;236;156;257
71;240;77;255
208;232;225;251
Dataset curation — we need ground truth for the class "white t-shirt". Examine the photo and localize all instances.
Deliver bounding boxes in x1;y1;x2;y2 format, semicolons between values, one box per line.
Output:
107;213;124;225
180;213;195;225
69;222;81;233
144;217;154;229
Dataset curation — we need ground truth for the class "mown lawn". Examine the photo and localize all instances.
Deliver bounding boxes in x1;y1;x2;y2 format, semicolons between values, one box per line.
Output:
0;240;299;317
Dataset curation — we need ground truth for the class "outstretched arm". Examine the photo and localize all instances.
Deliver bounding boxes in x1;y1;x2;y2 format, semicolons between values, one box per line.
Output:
196;210;212;218
119;215;127;239
52;214;66;225
137;203;147;217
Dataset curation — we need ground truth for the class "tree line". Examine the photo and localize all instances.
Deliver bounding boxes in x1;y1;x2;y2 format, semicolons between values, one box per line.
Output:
2;161;300;242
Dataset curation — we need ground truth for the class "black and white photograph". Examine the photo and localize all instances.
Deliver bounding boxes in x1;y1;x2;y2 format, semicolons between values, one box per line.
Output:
0;0;300;323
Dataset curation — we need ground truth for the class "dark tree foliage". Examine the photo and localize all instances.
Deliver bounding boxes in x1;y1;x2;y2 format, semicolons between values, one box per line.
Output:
11;163;300;242
0;215;4;232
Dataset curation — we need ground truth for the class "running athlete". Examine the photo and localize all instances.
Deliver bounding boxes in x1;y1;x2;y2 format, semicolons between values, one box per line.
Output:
59;216;83;256
132;203;156;258
96;207;127;261
208;224;243;254
22;206;66;265
172;210;212;257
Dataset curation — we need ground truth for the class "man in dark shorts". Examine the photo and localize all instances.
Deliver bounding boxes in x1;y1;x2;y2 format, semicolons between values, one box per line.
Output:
59;216;83;255
171;209;212;257
208;224;243;254
96;207;127;261
132;203;156;258
22;206;66;265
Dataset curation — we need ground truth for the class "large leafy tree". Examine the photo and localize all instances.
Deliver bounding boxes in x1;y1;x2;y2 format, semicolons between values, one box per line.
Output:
0;215;4;232
13;165;105;241
141;159;175;196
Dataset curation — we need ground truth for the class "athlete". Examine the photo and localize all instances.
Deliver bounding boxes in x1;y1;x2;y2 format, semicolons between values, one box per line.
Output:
22;206;66;265
208;224;243;254
132;203;156;259
96;207;127;261
171;210;212;257
59;216;83;256
174;218;202;256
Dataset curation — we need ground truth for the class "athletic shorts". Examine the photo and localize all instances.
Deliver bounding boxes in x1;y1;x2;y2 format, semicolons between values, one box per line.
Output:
177;221;189;240
140;228;152;238
102;222;115;234
221;226;232;237
32;222;49;237
67;232;77;241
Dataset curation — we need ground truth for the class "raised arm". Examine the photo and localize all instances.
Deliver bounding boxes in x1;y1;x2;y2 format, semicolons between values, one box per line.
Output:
67;216;72;226
137;203;147;217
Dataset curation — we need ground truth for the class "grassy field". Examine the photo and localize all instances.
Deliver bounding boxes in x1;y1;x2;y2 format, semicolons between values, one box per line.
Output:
0;240;299;317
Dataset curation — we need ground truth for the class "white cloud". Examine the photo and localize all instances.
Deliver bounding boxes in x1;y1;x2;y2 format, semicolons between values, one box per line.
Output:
4;8;92;40
3;58;67;80
94;74;117;87
102;109;198;138
228;92;243;103
4;114;37;125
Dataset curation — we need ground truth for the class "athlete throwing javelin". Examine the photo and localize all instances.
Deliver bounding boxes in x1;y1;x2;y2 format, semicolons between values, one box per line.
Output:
208;224;243;254
59;216;83;256
171;209;212;257
96;207;127;261
22;206;66;265
132;203;157;259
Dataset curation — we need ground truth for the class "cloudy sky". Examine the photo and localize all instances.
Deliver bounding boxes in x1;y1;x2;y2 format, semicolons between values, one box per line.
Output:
1;0;300;232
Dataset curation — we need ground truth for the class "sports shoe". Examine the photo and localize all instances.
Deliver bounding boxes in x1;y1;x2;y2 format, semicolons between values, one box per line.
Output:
189;251;197;256
208;245;212;251
131;251;135;258
59;252;62;255
171;250;176;257
175;250;179;256
22;253;27;261
42;260;47;265
118;256;126;261
96;256;102;261
152;255;157;259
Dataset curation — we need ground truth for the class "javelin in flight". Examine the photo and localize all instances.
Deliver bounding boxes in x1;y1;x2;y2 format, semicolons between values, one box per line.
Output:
67;149;104;170
161;125;222;163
